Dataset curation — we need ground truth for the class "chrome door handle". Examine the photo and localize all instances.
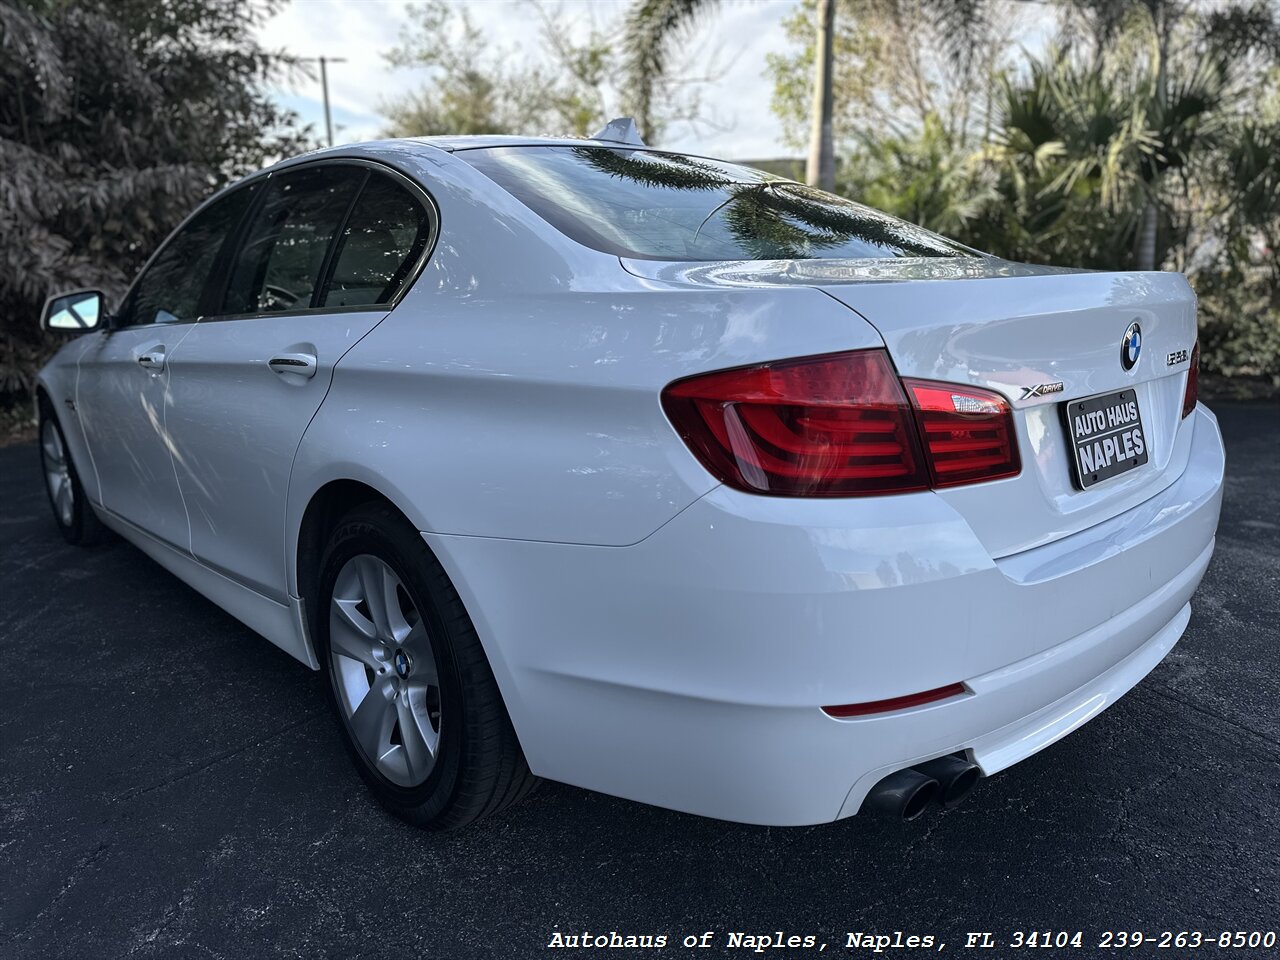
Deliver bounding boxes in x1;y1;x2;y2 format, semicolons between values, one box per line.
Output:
137;349;165;371
268;352;318;378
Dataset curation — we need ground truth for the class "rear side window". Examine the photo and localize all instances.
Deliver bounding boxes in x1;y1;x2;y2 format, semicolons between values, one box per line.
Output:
222;167;363;315
460;145;976;262
117;186;253;327
319;172;432;307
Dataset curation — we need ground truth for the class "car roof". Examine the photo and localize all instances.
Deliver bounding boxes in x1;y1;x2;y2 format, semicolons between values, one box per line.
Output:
274;134;649;165
411;134;632;152
256;117;691;175
254;133;745;186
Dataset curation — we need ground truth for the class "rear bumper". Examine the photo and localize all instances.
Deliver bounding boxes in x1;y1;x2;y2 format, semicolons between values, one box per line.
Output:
425;406;1225;825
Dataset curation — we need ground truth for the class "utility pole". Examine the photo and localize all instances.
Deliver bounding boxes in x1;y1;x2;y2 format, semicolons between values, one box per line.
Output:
806;0;836;192
300;56;347;146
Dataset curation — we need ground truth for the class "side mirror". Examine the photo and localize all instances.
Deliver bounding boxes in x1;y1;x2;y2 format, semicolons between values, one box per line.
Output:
41;289;106;334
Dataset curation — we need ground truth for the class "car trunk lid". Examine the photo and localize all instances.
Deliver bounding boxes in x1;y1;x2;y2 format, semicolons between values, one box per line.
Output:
622;256;1200;558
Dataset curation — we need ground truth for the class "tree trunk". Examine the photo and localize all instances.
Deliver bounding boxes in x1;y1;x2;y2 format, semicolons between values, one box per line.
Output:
1136;1;1169;272
1136;202;1158;271
806;0;836;191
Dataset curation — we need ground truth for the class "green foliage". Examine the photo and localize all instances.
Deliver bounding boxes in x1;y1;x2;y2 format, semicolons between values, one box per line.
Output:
774;0;1280;384
385;0;719;144
382;1;627;140
839;116;996;239
767;0;1021;152
1190;116;1280;384
967;51;1164;269
1195;259;1280;384
619;0;715;142
0;0;309;399
383;1;576;137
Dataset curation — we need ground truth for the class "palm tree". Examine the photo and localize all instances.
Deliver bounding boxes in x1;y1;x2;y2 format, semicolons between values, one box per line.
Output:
621;0;999;192
1061;0;1280;269
621;0;839;189
621;0;715;146
975;21;1280;273
1065;0;1175;269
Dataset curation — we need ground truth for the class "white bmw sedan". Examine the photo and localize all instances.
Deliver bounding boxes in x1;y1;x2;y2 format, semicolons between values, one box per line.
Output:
36;123;1224;829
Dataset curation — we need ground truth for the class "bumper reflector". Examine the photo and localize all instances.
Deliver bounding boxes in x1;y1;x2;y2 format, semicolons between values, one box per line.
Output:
822;682;968;718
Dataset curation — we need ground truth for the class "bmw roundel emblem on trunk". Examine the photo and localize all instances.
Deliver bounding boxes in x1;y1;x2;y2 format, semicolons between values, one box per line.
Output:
1121;321;1142;371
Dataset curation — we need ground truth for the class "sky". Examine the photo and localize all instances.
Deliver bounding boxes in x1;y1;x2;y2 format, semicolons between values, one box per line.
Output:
254;0;802;160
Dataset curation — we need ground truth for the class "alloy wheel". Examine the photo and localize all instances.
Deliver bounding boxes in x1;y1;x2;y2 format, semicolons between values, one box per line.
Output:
329;554;442;787
41;419;73;527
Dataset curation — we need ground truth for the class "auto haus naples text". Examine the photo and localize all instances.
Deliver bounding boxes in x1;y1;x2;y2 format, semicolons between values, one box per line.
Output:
545;930;940;951
1071;398;1145;474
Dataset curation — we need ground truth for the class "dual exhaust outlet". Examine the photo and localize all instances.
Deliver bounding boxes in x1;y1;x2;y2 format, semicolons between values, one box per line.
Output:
862;755;982;822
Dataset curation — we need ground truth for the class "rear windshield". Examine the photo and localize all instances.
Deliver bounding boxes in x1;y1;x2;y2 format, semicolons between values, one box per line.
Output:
459;145;976;262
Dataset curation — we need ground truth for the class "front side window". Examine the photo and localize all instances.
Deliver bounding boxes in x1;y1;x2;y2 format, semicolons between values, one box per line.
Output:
460;146;977;262
117;186;253;327
222;166;363;316
319;172;432;307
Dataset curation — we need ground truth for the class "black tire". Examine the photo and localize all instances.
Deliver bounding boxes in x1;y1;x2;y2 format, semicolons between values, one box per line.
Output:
315;500;537;829
37;400;109;547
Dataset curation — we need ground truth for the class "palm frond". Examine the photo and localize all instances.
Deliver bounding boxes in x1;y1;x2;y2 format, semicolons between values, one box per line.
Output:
569;146;735;190
912;0;991;75
621;0;718;141
1200;0;1280;61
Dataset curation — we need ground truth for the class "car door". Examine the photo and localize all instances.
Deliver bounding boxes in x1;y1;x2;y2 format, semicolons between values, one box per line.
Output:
75;185;255;548
164;162;435;601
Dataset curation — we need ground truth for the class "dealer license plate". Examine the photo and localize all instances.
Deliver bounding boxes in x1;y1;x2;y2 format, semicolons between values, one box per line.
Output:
1064;388;1149;489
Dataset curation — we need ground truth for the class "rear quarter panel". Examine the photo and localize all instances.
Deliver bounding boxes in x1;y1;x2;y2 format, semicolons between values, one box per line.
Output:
284;146;888;582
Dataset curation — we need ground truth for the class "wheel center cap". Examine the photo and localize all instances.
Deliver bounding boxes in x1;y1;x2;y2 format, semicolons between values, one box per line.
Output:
393;648;413;679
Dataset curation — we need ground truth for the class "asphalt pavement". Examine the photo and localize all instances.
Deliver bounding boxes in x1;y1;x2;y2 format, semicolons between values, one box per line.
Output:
1;404;1277;959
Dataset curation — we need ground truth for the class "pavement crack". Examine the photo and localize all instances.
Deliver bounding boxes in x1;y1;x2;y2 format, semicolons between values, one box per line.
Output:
6;841;110;944
1139;684;1280;762
108;711;323;806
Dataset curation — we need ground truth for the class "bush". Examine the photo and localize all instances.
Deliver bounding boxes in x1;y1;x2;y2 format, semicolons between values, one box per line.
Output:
0;0;308;413
1193;267;1280;387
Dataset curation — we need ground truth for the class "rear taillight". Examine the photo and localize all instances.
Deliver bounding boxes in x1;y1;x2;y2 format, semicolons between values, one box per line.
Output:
1181;340;1199;418
661;350;928;497
661;349;1019;497
902;379;1021;487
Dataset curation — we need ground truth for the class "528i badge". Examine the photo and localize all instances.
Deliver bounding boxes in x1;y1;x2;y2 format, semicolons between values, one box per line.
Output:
1065;388;1149;489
